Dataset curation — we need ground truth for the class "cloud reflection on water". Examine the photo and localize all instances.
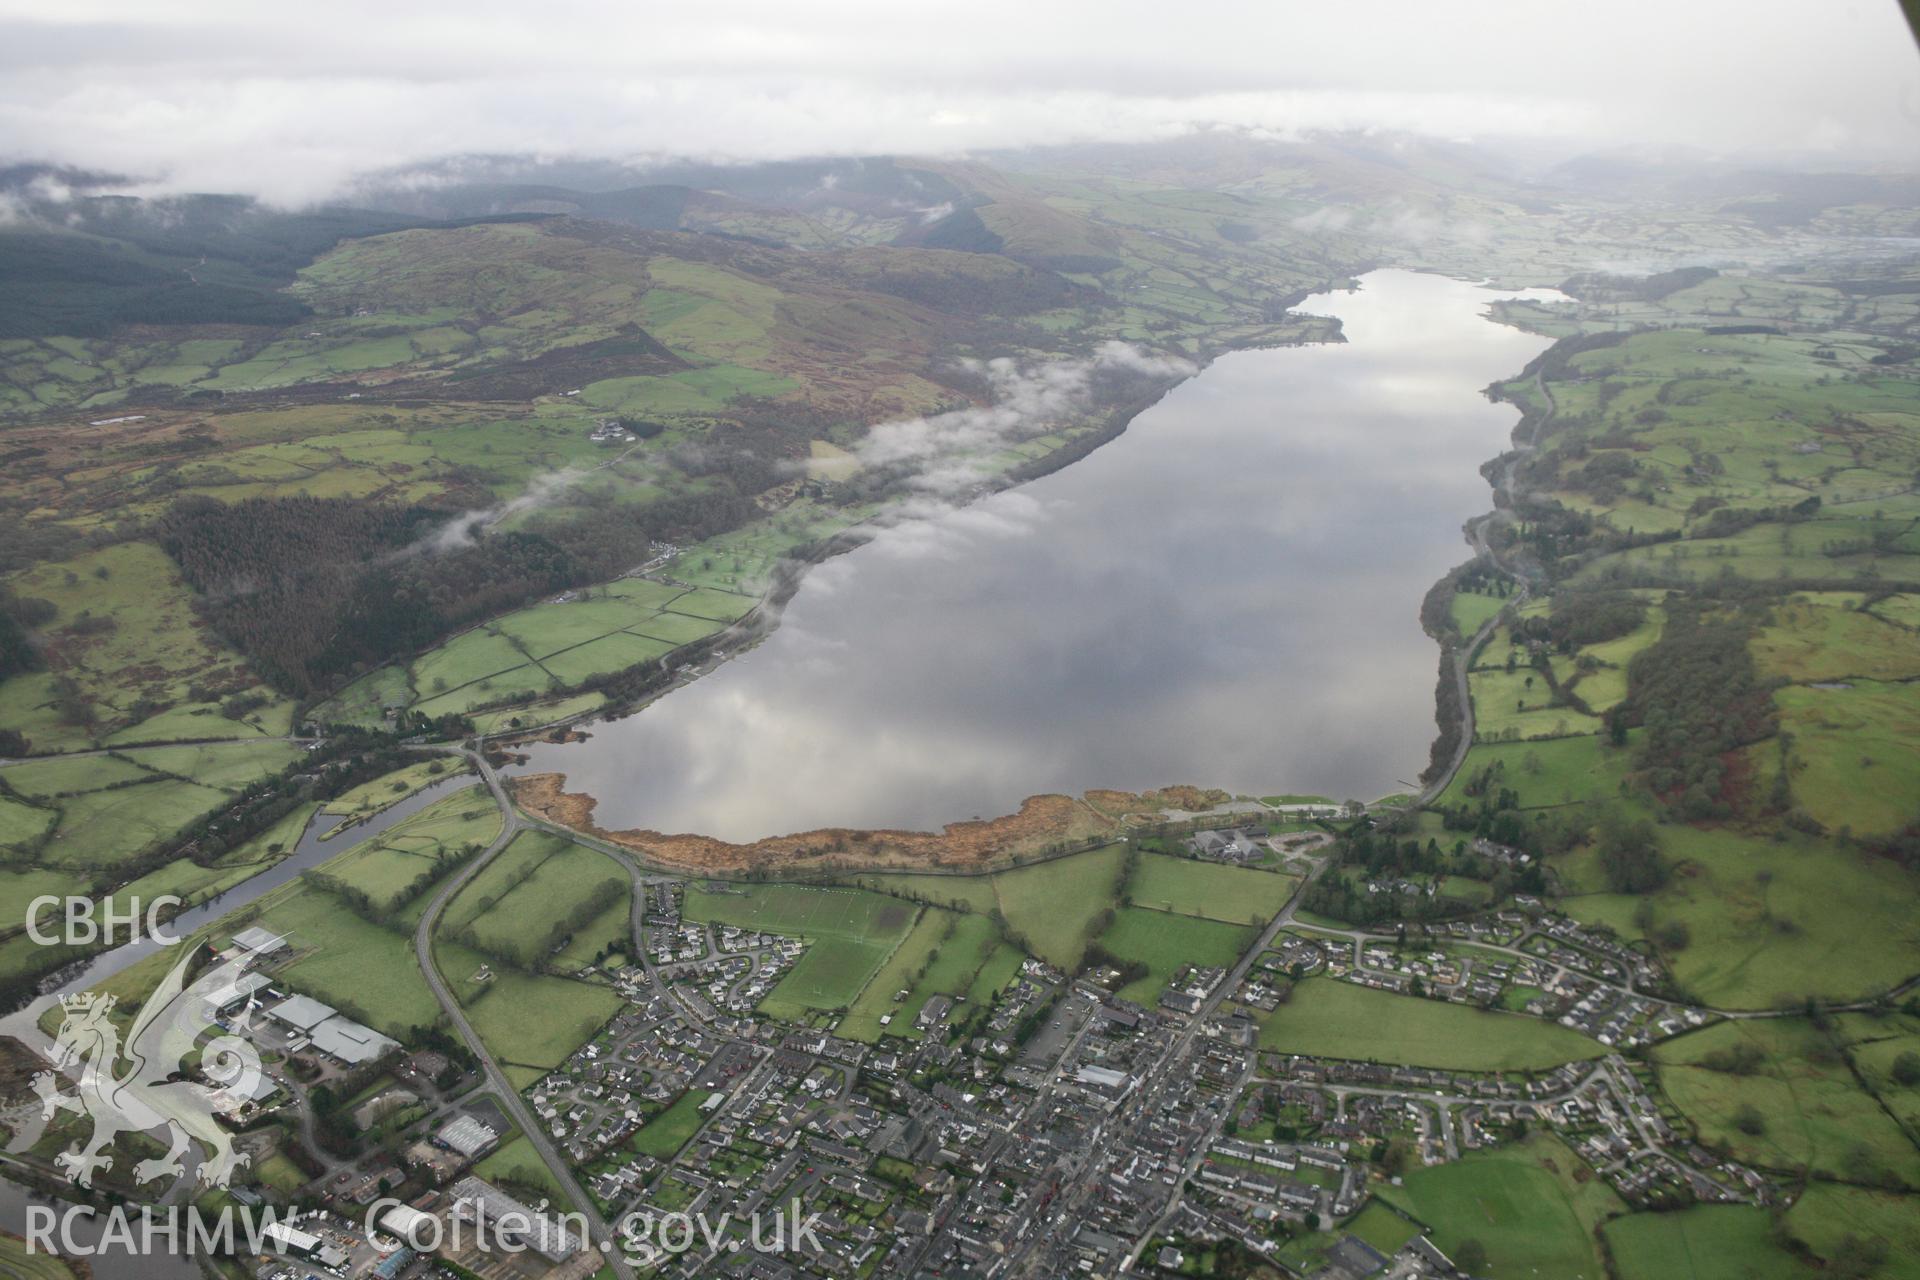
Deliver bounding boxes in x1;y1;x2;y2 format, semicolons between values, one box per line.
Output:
508;271;1562;840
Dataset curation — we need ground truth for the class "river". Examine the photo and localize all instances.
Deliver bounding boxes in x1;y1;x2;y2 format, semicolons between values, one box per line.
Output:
0;772;482;1258
507;270;1562;841
0;1177;204;1280
0;770;477;1047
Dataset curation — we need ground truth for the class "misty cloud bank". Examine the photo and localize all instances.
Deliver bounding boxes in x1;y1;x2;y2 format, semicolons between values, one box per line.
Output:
399;340;1191;568
857;342;1195;498
389;339;1190;574
412;466;589;555
2;0;1916;204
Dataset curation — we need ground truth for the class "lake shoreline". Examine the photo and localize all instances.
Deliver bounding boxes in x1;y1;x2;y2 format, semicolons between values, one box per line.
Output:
504;272;1559;846
490;318;1352;757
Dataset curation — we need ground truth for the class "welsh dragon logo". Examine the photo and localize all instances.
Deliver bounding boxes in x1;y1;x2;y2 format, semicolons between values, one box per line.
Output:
31;949;264;1188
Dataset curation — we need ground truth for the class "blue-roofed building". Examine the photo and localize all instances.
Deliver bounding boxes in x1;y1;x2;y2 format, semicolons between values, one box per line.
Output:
374;1247;415;1280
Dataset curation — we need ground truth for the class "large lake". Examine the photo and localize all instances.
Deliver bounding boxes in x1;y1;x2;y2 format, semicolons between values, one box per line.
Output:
510;271;1560;841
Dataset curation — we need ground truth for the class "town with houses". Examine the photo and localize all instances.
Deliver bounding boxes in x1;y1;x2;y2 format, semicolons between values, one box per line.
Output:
0;814;1807;1280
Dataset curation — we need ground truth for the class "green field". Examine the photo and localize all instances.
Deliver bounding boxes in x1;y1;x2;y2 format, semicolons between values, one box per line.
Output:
453;964;623;1088
122;740;306;790
1095;907;1256;1004
1449;587;1507;636
444;829;627;968
3;752;157;798
1342;1201;1423;1257
468;691;608;736
0;793;56;846
682;882;919;1021
967;937;1028;1003
495;597;672;654
1559;826;1920;1009
1652;1017;1920;1189
837;908;953;1041
36;778;232;870
0;1220;83;1280
839;911;1015;1042
0;541;295;754
317;783;503;916
664;503;870;595
3;741;304;875
1443;729;1635;809
540;632;675;686
173;787;504;1036
848;870;1000;916
986;844;1131;968
475;1131;566;1201
1469;665;1603;742
318;832;460;916
1784;1184;1920;1277
658;587;757;622
1604;1205;1808;1280
628;610;729;646
344;563;758;722
1775;680;1920;837
756;936;892;1021
1258;979;1604;1071
1847;1015;1920;1135
629;1090;714;1159
251;886;446;1036
1124;852;1298;925
410;663;560;718
322;758;469;826
552;892;635;971
0;864;88;906
1379;1135;1623;1280
1753;595;1920;685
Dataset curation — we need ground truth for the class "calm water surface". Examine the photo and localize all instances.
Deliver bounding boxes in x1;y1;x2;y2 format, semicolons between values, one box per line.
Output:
0;1177;204;1280
510;271;1560;840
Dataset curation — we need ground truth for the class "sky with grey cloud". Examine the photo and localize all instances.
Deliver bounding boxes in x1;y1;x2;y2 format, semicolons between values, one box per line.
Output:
1;0;1916;204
